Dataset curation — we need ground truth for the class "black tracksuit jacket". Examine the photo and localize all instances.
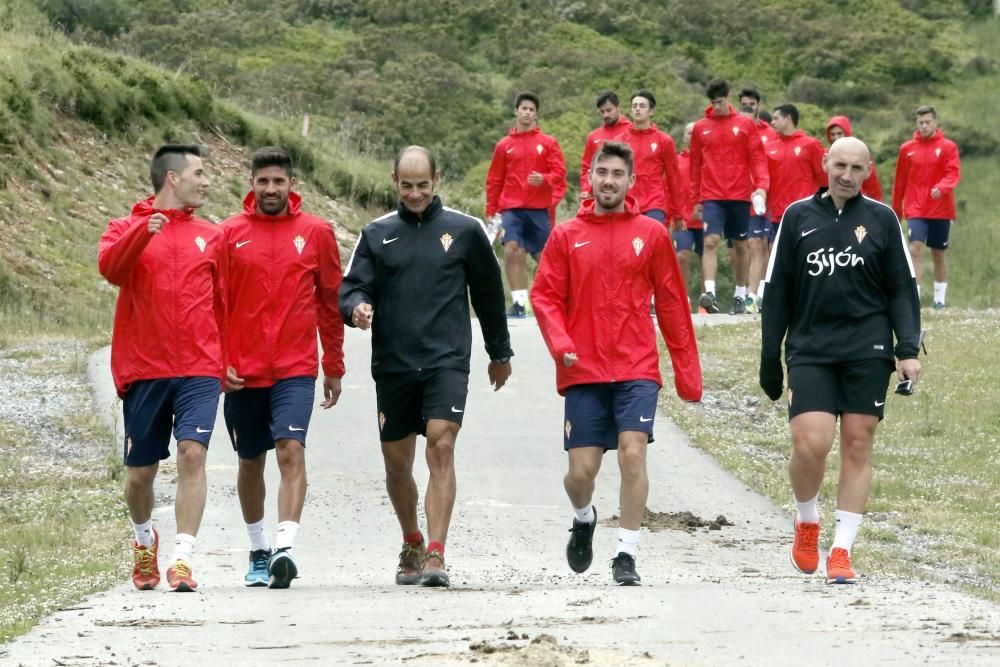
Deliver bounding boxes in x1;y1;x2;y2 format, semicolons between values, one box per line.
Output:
340;196;513;376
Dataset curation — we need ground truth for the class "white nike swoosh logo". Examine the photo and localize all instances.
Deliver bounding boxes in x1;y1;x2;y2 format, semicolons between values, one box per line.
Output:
195;427;212;433
574;241;591;248
874;401;885;407
383;237;400;244
450;406;463;413
235;240;251;248
639;416;652;423
506;148;514;153
801;229;818;237
702;130;711;135
289;425;305;432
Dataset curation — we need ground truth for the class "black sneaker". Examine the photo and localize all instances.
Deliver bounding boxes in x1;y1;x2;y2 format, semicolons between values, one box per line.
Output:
267;547;298;589
506;303;526;319
610;552;641;585
566;507;597;573
729;296;746;315
698;292;720;314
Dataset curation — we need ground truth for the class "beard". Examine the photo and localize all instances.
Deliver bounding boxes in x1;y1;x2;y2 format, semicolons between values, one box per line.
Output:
258;195;288;215
595;188;625;210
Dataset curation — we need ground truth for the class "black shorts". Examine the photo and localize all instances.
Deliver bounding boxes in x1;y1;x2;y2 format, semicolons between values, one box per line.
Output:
122;377;221;467
787;359;895;421
223;376;316;459
374;368;469;441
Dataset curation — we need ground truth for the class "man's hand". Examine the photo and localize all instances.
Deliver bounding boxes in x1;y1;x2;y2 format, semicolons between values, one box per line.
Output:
930;187;942;200
897;358;922;386
321;376;342;408
223;366;245;393
562;352;578;367
147;212;168;235
527;171;544;187
759;358;783;401
488;360;511;391
352;303;374;330
692;204;703;222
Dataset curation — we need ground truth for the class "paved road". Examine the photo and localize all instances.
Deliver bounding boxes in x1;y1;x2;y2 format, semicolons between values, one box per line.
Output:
3;317;999;666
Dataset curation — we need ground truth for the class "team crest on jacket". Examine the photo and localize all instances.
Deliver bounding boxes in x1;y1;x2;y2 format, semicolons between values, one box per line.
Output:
633;237;645;256
536;144;544;154
935;148;941;158
854;226;868;244
564;420;572;439
293;235;306;255
194;236;206;253
732;126;740;136
440;233;454;252
650;142;658;153
794;146;802;156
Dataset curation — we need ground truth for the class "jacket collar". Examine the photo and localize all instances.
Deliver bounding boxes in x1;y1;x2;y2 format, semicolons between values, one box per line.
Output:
912;128;945;142
575;195;641;223
397;195;443;224
131;196;194;222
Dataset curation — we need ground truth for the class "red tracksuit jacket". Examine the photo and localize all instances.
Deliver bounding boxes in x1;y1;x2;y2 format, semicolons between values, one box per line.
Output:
530;198;702;400
892;128;961;221
485;126;567;219
221;192;345;387
689;104;769;203
825;116;883;200
676;149;698;230
757;118;779;148
579;117;631;195
766;130;826;223
98;197;227;398
623;124;684;220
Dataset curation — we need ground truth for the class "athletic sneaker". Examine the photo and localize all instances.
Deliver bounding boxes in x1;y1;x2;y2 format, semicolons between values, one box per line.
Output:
566;508;597;573
698;292;720;314
744;296;757;314
166;560;198;592
826;548;857;584
506;303;526;319
729;296;746;315
932;302;946;310
420;549;450;587
268;547;298;589
790;520;820;574
131;529;160;590
244;548;271;587
395;541;425;585
610;552;641;585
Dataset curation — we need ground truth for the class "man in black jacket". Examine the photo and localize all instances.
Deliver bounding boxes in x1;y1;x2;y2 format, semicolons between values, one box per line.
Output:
340;146;513;588
760;137;921;585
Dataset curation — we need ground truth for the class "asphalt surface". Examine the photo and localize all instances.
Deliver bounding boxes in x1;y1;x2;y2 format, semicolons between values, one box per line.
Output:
3;315;999;666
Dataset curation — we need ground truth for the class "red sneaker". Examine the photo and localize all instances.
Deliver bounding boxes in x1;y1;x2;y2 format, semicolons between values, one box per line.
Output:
790;520;820;574
166;560;198;592
825;547;857;584
131;529;160;590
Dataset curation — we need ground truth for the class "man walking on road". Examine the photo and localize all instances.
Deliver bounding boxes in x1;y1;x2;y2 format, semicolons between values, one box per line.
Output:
825;116;883;201
98;144;225;592
760;137;922;584
892;105;961;308
342;146;514;588
673;122;703;302
531;141;702;586
485;92;567;318
221;147;345;589
579;91;631;201
622;89;684;226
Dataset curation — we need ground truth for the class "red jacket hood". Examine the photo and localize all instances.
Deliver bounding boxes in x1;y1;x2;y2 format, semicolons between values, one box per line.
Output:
574;195;641;222
912;128;946;142
825;115;853;143
241;190;303;217
628;123;661;135
508;125;543;138
130;196;195;221
703;103;737;119
779;129;808;142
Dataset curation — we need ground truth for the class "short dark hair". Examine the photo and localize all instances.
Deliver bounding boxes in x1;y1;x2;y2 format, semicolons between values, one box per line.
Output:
393;145;437;178
251;146;293;177
706;78;729;99
150;144;200;193
773;103;799;126
631;89;656;109
758;110;773;124
514;91;540;111
739;88;761;103
592;140;634;175
596;91;619;108
916;105;937;118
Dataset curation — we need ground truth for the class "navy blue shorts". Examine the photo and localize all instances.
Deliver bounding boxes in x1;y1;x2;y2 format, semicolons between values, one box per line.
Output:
768;221;780;244
907;218;951;250
672;227;704;255
787;359;895;421
703;200;750;241
748;214;769;239
501;208;550;254
563;381;659;450
375;368;469;442
223;376;316;459
642;209;666;224
122;377;221;467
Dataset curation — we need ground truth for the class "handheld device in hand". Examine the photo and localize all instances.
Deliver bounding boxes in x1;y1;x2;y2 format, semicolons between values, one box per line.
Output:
894;379;914;396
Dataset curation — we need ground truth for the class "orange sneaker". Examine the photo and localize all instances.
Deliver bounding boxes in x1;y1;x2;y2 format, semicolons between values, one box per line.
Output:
790;520;820;574
131;529;160;590
825;547;857;584
166;560;198;592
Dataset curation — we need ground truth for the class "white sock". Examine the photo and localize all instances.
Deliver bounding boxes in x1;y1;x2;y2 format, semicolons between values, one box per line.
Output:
917;283;922;296
246;519;269;552
794;493;820;524
704;280;716;295
933;282;947;305
832;509;863;553
735;285;747;299
133;519;155;548
512;289;528;306
171;533;196;565
573;504;595;524
757;280;766;298
616;527;640;557
275;521;299;551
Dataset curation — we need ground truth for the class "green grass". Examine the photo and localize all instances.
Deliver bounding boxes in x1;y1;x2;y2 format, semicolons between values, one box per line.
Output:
659;311;1000;600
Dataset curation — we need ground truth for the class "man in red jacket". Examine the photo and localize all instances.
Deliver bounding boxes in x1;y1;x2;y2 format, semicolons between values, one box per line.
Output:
892;106;961;308
98;144;225;593
580;91;631;200
739;89;779;314
690;78;769;315
622;89;683;226
825;116;883;201
485;92;567;318
221;147;345;589
531;141;702;586
673;122;702;301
